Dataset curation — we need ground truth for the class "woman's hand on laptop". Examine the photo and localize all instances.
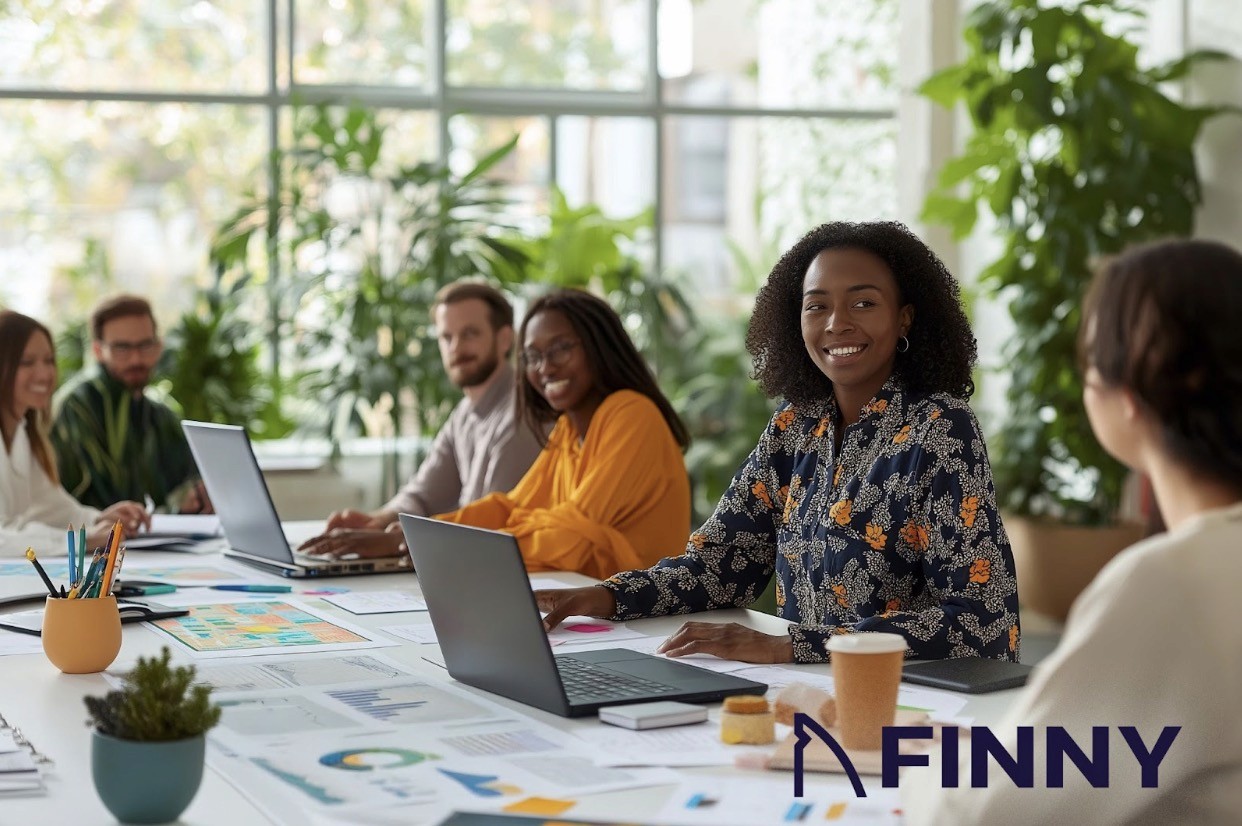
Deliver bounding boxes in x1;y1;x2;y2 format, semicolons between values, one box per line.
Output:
297;529;404;559
657;621;794;664
536;586;617;632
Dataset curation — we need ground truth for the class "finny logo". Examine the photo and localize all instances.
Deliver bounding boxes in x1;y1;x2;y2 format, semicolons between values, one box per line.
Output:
792;714;1180;798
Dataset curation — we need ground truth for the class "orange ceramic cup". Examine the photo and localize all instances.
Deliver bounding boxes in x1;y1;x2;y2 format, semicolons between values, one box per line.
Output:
41;595;122;674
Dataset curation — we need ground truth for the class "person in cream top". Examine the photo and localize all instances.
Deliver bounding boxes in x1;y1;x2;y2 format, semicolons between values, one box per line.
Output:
0;310;148;557
901;239;1242;824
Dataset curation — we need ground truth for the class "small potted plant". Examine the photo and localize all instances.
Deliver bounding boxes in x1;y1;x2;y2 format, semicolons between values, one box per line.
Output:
85;647;222;824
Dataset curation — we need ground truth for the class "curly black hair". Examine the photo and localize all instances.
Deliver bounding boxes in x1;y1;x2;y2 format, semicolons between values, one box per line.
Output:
746;221;976;407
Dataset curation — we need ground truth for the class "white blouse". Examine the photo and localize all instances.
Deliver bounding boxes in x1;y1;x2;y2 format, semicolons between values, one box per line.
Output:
0;420;99;557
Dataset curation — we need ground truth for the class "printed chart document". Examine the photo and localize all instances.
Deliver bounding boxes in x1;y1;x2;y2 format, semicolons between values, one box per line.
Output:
656;776;901;826
322;592;428;615
119;563;252;587
106;652;420;694
204;673;675;822
145;599;396;659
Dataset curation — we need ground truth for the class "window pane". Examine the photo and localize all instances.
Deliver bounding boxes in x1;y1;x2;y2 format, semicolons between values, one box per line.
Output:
292;0;430;87
555;116;654;218
663;116;897;296
555;116;656;269
659;0;898;110
449;115;550;224
447;0;648;91
0;101;267;320
0;1;267;92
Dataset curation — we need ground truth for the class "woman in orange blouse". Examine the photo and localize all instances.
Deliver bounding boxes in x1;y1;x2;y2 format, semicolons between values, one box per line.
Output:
303;289;691;579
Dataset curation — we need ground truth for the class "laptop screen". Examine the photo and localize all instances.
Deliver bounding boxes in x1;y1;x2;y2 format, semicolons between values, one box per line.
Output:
182;422;294;565
399;514;569;715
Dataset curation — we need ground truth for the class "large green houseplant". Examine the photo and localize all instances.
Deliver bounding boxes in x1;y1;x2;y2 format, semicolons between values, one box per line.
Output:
922;0;1231;523
920;0;1232;616
211;103;529;497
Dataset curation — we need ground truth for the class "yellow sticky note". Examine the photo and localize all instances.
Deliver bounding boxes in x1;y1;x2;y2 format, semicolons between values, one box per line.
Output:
502;796;576;816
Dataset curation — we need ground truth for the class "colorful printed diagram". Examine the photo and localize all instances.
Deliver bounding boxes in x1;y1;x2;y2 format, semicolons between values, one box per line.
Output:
319;748;438;771
151;601;368;652
437;768;523;798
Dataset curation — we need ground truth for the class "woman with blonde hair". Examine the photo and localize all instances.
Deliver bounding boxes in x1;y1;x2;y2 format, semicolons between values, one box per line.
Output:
0;310;148;557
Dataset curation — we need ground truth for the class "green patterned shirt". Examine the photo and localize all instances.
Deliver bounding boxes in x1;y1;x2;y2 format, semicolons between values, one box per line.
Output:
51;367;197;511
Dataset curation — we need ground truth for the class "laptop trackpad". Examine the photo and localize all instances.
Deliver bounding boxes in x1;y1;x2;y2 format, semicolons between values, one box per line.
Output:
574;649;731;689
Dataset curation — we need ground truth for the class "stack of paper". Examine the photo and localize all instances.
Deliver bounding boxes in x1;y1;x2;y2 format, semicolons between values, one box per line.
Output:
0;728;45;796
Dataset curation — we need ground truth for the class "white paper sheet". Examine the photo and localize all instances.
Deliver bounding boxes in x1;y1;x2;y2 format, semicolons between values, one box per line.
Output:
322;592;427;615
0;632;42;657
546;616;647;648
146;514;222;537
727;665;971;720
575;718;772;767
527;577;578;590
381;623;439;645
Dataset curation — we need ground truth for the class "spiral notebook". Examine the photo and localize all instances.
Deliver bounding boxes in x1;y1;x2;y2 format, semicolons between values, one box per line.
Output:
0;710;51;796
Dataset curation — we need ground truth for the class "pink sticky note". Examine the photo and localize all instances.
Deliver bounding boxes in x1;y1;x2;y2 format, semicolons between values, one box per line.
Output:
563;623;612;634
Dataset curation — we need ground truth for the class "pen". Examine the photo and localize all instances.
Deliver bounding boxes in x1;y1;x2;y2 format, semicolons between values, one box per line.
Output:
66;525;75;587
211;584;292;593
100;521;122;597
24;549;59;598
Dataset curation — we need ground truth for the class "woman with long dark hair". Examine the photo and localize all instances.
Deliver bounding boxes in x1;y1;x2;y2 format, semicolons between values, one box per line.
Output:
303;288;691;580
1;310;148;556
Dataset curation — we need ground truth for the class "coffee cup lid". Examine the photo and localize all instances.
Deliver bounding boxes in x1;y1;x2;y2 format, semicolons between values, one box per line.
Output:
826;632;907;655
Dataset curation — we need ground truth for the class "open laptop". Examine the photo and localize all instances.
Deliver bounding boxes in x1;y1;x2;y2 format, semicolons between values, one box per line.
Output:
399;514;768;718
183;422;411;578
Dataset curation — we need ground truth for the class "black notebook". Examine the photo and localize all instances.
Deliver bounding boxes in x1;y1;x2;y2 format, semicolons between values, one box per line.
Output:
901;658;1033;694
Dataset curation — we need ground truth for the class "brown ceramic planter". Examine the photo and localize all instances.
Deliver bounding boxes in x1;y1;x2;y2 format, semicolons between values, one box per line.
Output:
1004;515;1146;622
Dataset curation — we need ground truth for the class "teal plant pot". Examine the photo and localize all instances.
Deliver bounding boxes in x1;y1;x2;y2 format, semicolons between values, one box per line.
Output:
92;731;205;824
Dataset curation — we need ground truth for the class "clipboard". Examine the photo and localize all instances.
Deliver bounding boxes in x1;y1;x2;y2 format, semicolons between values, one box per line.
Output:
0;600;189;637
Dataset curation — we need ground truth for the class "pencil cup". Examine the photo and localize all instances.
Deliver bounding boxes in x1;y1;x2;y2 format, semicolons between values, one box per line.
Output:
41;595;122;674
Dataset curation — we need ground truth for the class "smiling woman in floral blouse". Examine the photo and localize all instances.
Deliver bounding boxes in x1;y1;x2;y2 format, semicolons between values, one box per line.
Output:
537;221;1020;664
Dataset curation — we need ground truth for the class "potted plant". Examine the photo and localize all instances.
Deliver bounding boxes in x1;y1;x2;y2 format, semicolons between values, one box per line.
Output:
85;647;222;824
919;0;1232;618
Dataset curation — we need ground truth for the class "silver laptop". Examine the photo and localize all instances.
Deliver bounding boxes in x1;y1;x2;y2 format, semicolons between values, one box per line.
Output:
182;422;411;578
399;514;768;718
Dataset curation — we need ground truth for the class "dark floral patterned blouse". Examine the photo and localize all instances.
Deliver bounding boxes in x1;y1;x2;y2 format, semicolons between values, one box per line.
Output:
602;377;1021;663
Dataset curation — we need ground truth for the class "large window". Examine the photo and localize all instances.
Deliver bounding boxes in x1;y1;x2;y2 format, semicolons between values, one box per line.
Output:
1;0;898;320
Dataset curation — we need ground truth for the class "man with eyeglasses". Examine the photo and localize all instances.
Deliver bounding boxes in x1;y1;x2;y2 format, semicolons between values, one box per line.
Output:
51;294;209;513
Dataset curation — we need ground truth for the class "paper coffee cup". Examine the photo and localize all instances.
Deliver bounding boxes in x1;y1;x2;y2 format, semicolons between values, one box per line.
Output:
827;632;907;751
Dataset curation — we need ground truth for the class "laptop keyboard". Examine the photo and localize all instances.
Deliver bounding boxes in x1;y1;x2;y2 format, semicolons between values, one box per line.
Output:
555;656;679;702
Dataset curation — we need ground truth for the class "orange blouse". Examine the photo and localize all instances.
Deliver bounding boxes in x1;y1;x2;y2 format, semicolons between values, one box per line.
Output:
437;389;690;580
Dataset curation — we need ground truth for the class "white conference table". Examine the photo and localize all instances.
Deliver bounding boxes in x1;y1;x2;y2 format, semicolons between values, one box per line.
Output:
0;524;1023;825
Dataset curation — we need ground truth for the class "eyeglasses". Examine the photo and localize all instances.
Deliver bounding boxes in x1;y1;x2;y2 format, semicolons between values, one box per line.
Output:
101;338;160;357
522;340;579;371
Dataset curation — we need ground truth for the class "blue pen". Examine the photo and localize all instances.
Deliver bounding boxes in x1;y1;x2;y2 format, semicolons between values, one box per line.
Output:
211;584;292;593
66;525;76;587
